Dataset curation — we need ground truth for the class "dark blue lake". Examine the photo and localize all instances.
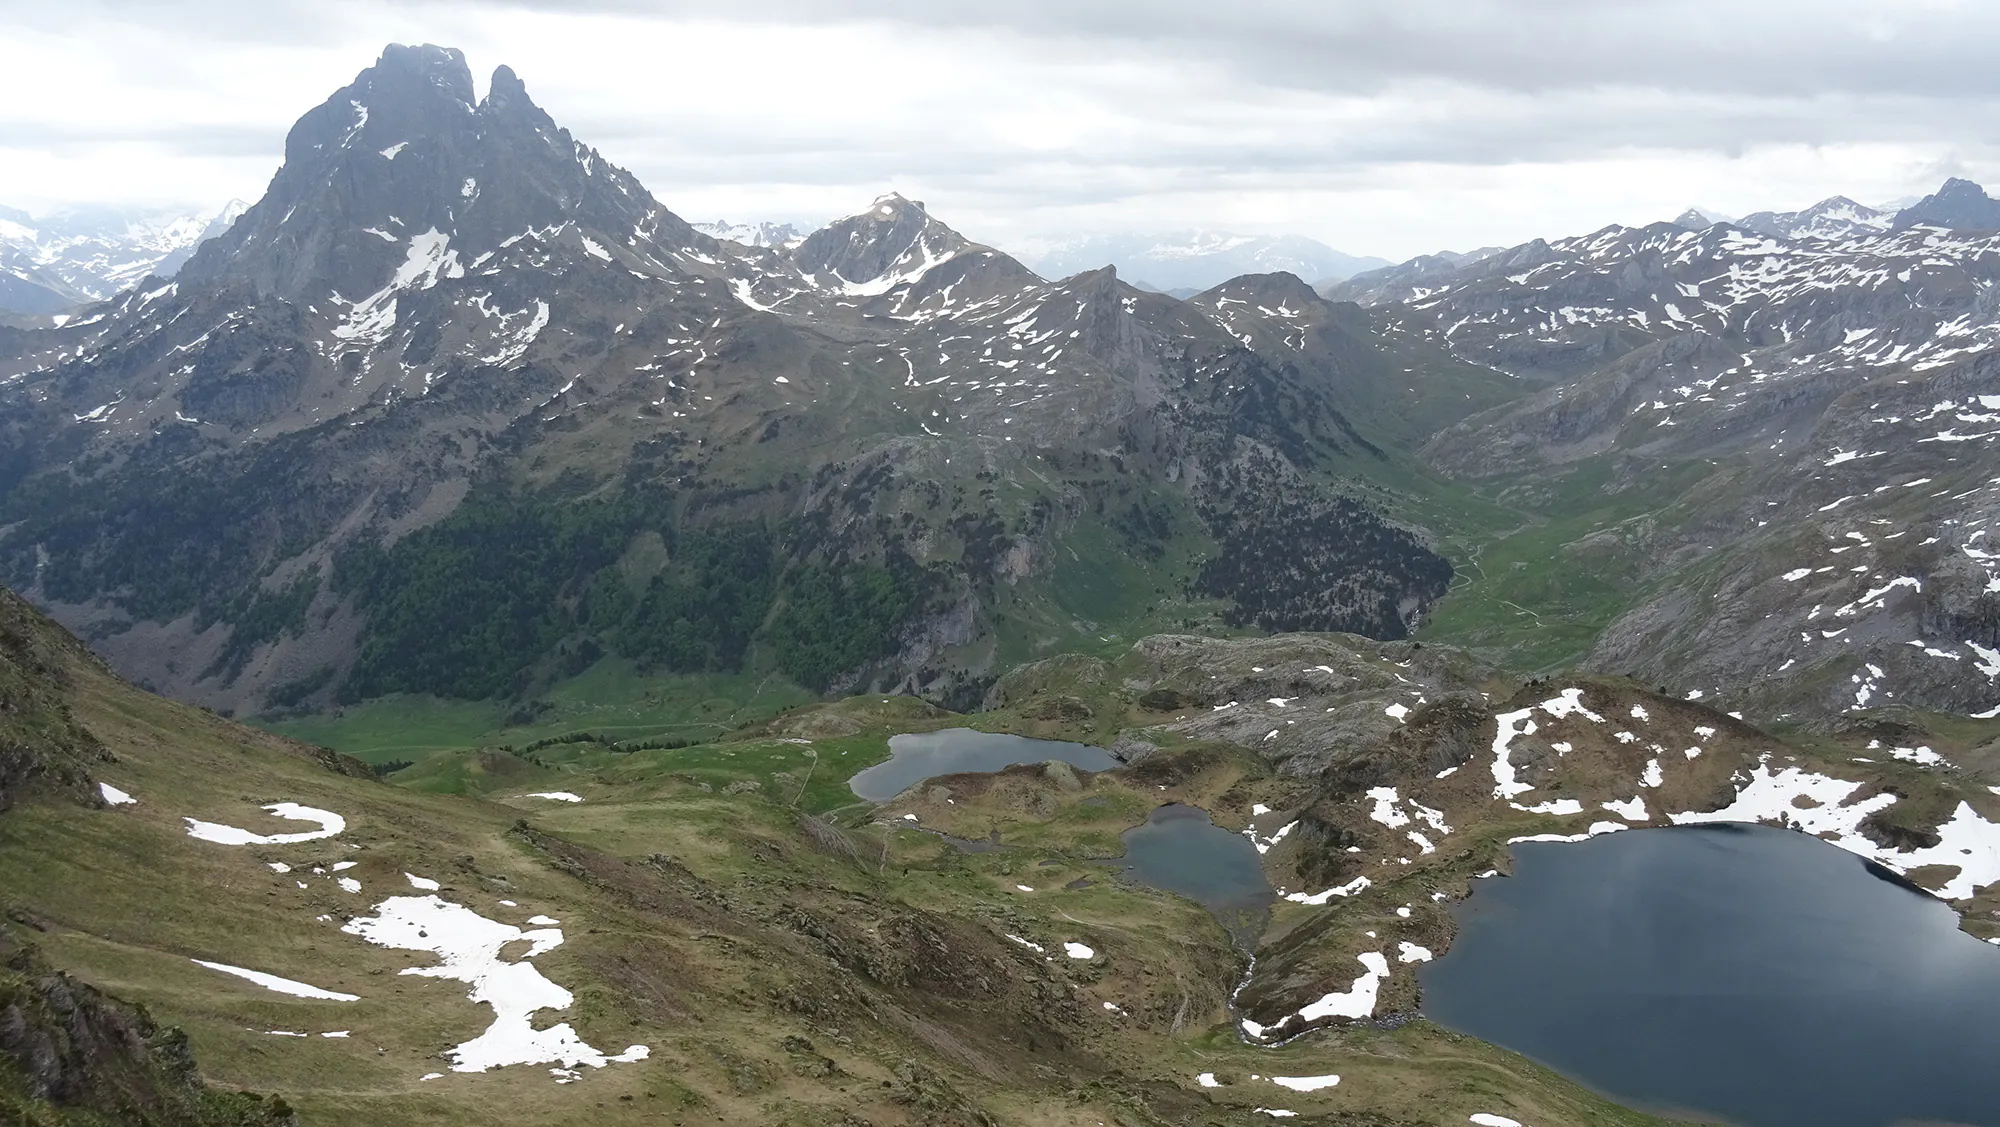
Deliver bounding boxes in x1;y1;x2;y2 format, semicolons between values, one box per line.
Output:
1118;803;1274;945
848;728;1117;802
1421;823;2000;1127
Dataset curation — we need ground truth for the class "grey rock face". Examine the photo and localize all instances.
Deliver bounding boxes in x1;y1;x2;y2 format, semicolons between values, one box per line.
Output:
1892;178;2000;232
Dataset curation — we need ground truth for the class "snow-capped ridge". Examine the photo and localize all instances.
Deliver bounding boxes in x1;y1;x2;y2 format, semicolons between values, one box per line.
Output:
791;192;973;297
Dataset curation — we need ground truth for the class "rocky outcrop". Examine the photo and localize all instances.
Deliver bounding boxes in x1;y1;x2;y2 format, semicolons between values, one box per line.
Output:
0;945;295;1126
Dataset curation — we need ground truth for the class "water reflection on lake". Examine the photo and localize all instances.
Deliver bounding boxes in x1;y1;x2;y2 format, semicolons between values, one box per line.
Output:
848;728;1117;802
1421;823;2000;1127
1117;804;1274;946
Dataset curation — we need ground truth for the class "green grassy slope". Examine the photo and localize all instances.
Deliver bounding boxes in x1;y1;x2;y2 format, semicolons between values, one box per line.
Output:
0;587;1693;1127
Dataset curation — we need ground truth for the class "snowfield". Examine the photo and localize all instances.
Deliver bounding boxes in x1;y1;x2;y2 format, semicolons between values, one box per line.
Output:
343;892;648;1074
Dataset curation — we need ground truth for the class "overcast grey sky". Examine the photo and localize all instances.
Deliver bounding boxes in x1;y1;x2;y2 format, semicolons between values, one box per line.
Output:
3;0;1996;259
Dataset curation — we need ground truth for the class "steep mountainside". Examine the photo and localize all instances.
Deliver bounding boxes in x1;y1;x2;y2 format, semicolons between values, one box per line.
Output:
0;202;245;316
0;44;1490;718
1329;193;2000;723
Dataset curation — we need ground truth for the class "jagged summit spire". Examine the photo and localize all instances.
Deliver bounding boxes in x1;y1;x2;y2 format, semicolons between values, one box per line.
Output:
175;44;690;302
483;63;532;111
374;43;475;97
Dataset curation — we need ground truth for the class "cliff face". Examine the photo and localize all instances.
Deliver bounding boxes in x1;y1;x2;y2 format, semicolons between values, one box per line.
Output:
0;585;109;813
0;943;294;1126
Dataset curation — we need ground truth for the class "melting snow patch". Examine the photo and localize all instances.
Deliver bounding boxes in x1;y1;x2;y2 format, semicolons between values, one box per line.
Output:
1511;822;1628;844
1890;746;1947;766
1367;787;1410;827
1396;941;1433;963
1255;1109;1299;1117
337;877;362;894
1669;757;2000;899
1064;942;1095;959
1243;820;1296;854
1470;1116;1523;1127
1285;876;1370;905
191;960;358;1001
1196;1072;1219;1088
98;782;135;805
1243;952;1390;1040
343;895;646;1073
1512;798;1584;816
1271;1074;1341;1091
525;792;583;803
1602;796;1649;821
406;873;441;891
184;803;345;845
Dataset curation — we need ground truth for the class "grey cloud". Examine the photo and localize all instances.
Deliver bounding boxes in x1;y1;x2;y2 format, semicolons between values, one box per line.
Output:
0;120;282;159
372;0;2000;99
35;0;2000;99
8;0;2000;255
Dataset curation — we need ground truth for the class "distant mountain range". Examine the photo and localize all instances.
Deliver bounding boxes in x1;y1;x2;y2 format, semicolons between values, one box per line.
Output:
691;219;804;248
0;201;245;316
1012;231;1392;294
1664;183;2000;241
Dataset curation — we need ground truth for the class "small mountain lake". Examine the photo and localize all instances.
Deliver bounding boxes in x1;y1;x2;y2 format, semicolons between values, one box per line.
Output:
1420;823;2000;1127
848;728;1118;802
1117;804;1274;946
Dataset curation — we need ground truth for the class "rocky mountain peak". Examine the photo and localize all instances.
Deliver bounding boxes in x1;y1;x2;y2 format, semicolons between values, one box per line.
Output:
177;43;690;304
791;192;973;296
1732;195;1890;241
373;42;477;104
1194;270;1324;310
1892;177;2000;232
